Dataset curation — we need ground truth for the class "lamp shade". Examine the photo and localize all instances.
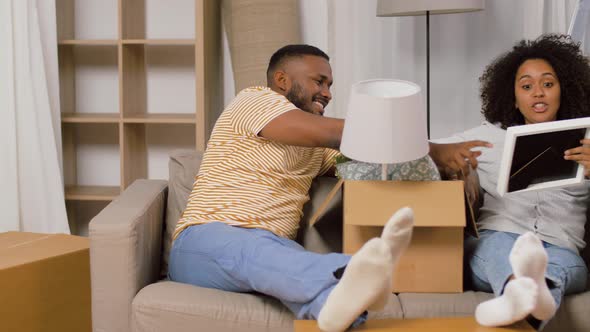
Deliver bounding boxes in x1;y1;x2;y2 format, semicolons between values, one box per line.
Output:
377;0;484;17
340;79;429;164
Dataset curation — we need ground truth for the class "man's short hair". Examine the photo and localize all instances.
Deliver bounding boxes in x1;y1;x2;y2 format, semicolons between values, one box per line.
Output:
266;44;329;85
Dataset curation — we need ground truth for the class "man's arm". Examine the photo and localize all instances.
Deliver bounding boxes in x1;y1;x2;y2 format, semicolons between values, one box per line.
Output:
259;109;344;149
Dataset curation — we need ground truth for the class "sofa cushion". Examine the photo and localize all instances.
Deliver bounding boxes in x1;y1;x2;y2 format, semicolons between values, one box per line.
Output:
131;281;404;332
544;291;590;332
162;150;203;276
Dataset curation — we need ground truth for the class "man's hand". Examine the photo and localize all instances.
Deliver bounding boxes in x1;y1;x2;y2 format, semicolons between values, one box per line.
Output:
564;139;590;177
429;140;492;178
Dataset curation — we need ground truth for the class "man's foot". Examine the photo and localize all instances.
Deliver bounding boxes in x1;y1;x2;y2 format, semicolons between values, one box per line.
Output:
475;277;538;327
318;207;415;332
509;232;556;320
317;238;392;332
368;206;414;310
380;206;414;261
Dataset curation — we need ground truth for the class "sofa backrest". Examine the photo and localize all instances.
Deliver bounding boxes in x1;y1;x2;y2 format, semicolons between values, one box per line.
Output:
161;149;203;276
162;150;590;275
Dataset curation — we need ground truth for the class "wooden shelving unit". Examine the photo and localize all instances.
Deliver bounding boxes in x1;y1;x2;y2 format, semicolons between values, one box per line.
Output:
56;0;221;233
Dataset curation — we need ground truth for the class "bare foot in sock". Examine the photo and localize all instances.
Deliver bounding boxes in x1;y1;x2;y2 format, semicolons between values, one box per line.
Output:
317;238;392;332
509;232;556;320
475;277;538;327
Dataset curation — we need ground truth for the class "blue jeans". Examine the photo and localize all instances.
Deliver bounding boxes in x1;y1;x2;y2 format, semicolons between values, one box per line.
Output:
168;222;354;321
465;230;588;310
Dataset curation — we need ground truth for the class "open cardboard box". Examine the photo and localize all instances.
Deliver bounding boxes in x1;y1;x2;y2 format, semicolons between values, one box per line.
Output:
310;179;477;293
0;232;91;331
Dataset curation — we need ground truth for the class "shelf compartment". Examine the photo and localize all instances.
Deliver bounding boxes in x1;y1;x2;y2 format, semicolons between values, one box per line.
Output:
65;185;120;201
121;44;196;117
62;123;121;191
121;123;148;188
58;44;119;115
66;200;111;236
146;45;196;115
145;124;196;180
62;113;120;123
56;0;118;41
122;0;195;40
122;113;196;124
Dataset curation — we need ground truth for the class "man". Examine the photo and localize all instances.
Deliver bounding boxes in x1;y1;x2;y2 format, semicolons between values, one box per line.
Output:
168;44;486;332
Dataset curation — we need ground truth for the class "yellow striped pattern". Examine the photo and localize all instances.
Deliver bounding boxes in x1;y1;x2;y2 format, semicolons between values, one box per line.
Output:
173;87;340;240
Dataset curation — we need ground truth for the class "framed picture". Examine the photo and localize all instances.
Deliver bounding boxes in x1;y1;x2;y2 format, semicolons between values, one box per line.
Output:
497;117;590;196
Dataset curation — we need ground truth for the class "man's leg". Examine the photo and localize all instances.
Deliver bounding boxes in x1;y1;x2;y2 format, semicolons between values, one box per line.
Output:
169;207;414;332
169;222;349;306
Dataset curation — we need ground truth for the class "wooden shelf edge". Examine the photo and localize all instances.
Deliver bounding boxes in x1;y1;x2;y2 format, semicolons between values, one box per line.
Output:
122;113;196;124
122;39;196;45
59;39;118;46
65;185;120;201
61;113;120;123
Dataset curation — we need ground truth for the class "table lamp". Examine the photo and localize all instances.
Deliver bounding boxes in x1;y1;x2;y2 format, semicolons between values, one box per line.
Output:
376;0;485;137
340;79;429;180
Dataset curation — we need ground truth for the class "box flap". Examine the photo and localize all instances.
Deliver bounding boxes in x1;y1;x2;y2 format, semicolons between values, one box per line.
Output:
309;179;344;226
344;180;465;227
0;232;89;270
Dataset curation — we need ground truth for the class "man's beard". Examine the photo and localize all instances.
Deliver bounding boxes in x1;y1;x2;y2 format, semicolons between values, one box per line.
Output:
285;82;310;113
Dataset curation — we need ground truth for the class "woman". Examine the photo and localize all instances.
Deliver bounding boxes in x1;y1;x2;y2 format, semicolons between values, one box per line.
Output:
443;34;590;329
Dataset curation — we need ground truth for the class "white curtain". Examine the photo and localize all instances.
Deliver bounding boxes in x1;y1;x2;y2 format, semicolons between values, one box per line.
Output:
0;0;69;233
325;0;578;139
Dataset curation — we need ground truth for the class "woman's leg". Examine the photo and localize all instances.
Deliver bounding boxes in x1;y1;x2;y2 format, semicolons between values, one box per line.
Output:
466;230;539;326
542;242;588;310
464;230;518;295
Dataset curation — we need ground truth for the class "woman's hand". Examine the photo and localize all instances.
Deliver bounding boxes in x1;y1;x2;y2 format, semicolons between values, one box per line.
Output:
564;139;590;177
429;140;493;178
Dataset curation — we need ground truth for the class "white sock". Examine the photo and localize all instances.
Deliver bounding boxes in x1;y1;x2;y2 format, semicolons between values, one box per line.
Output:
367;206;415;311
317;238;392;332
475;277;538;327
509;232;557;320
380;206;414;261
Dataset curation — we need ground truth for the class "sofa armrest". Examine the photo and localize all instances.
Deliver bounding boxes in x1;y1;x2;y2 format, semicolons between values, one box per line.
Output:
89;179;168;332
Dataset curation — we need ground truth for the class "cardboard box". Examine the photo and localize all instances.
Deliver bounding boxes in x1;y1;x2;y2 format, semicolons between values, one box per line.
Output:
0;232;91;332
311;180;471;293
294;317;534;332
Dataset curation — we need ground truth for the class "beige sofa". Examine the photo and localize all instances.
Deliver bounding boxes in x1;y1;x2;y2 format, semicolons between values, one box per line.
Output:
89;150;590;332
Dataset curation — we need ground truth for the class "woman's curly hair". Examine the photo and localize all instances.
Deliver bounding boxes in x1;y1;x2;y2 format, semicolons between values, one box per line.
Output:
480;34;590;128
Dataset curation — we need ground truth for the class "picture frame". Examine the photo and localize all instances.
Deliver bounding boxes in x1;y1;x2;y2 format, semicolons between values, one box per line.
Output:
497;117;590;196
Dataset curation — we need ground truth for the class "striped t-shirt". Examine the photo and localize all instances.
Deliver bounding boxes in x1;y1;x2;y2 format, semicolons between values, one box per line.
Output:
173;86;340;240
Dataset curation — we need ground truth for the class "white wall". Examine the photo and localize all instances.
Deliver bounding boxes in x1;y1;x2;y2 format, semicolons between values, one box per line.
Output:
79;1;578;184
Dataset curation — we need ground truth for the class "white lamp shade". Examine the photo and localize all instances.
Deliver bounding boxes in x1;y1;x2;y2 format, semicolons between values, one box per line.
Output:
340;79;429;164
377;0;484;17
